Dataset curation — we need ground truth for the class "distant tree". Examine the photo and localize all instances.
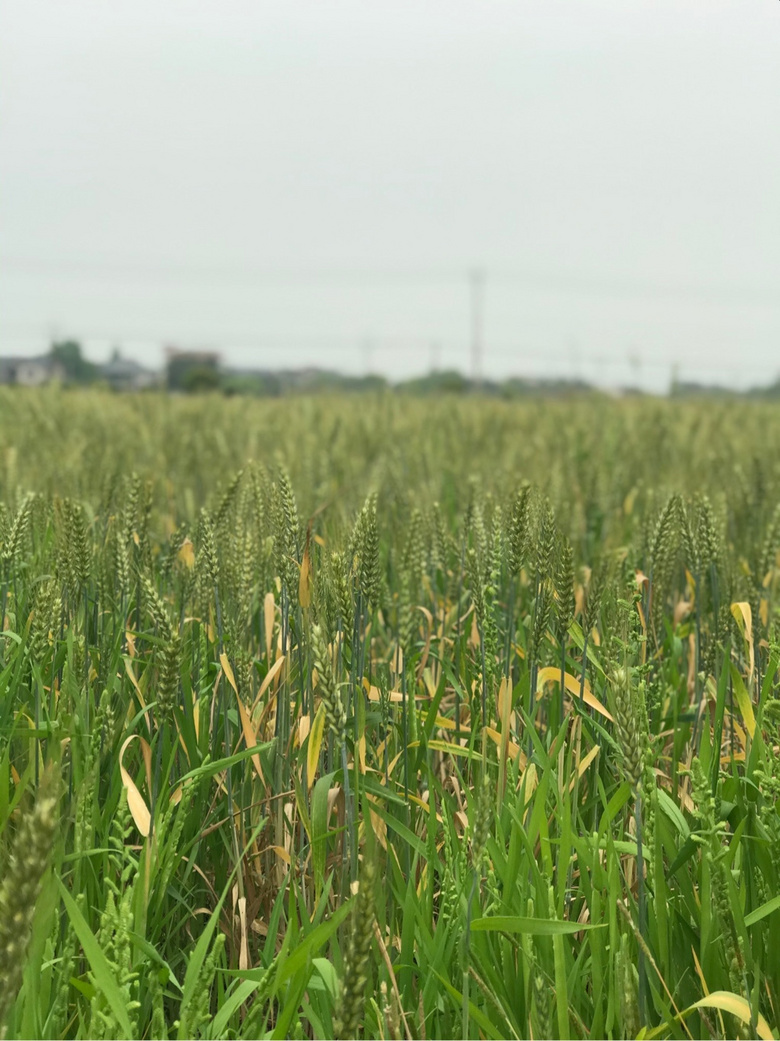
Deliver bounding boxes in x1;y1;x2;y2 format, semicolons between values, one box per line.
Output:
49;340;98;384
182;366;221;393
167;352;220;391
397;370;469;395
221;373;278;397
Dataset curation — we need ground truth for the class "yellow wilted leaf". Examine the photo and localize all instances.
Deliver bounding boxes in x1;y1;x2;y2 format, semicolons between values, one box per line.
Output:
237;894;250;971
124;657;146;707
730;601;755;683
307;702;326;789
685;992;772;1040
469;611;480;648
536;667;614;722
569;745;599;791
484;726;525;767
235;695;265;785
729;665;756;740
253;654;286;712
177;538;195;569
497;674;511;725
270;845;291;866
298;543;312;609
367;797;387;850
497;675;512;807
119;735;151;837
264;592;275;661
298;713;311;747
220;652;238;696
368;685;412;703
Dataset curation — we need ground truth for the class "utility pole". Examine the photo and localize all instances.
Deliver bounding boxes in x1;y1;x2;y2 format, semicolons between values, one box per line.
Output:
469;268;485;389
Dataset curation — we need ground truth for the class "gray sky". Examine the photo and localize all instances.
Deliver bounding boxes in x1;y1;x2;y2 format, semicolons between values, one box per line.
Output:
1;0;779;390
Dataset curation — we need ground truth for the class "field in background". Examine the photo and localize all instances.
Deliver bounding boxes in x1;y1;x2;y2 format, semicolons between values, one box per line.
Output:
1;388;779;1039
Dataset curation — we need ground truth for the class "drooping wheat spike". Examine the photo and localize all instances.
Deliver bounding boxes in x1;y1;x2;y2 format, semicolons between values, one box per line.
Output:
467;546;485;632
177;933;226;1039
0;503;8;561
333;859;377;1040
380;980;402;1041
330;551;354;637
312;622;346;744
679;499;700;577
0;765;60;1031
236;524;255;629
696;493;721;572
0;492;34;569
213;467;244;531
430;500;449;580
529;581;552;672
55;498;91;605
617;932;640;1041
535;498;556;588
584;557;607;641
162;522;188;580
648;493;680;643
470;499;488;571
71;498;91;584
100;468;119;516
135;478;153;569
440;805;465;923
114;523;131;602
157;630;181;721
91;687;118;762
467;540;490;723
236;648;254;707
29;578;61;671
691;758;746;996
141;574;181;718
274;466;301;606
527;500;555;686
196;509;219;589
356;493;381;609
507;483;531;578
531;968;552;1041
142;574;174;643
122;472;141;536
148;966;167;1041
469;771;493;872
91;796;141;1040
611;662;647;792
401;507;426;592
554;535;575;642
398;571;416;658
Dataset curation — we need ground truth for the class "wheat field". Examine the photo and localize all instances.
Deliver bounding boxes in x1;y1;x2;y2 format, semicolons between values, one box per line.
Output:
0;387;779;1039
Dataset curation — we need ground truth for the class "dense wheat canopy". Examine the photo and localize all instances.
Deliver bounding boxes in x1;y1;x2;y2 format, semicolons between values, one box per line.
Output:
1;388;779;1039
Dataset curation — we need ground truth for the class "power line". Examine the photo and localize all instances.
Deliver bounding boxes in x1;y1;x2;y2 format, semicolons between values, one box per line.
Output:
2;256;779;308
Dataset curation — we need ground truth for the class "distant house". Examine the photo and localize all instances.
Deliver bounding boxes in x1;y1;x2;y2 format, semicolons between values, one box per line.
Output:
0;355;66;386
99;352;159;391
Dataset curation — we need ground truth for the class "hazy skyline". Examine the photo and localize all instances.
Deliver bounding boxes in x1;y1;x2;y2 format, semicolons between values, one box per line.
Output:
2;1;779;390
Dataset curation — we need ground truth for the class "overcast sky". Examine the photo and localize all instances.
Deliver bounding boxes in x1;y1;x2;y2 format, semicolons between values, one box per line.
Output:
1;1;778;390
